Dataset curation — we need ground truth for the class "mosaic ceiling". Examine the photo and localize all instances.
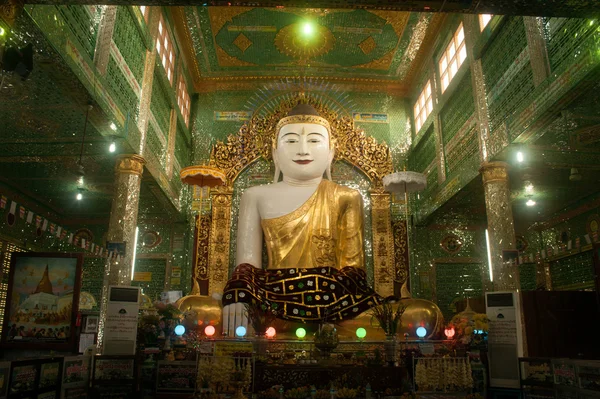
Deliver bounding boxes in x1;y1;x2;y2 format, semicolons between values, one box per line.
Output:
184;6;440;86
25;1;600;18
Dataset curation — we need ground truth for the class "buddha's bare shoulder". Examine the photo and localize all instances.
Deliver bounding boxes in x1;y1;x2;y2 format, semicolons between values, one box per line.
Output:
241;183;280;199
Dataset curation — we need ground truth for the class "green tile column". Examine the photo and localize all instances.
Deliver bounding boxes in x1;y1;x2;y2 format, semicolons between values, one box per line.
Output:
97;154;145;349
137;7;159;155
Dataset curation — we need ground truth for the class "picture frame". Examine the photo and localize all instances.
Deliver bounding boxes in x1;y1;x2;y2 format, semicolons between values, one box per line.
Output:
83;316;98;334
1;252;83;351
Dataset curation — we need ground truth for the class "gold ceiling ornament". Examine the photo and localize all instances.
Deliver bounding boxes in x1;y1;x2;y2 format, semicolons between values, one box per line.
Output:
359;36;377;55
233;33;253;53
274;23;335;60
208;94;393;188
215;45;257;67
366;10;410;39
354;48;395;70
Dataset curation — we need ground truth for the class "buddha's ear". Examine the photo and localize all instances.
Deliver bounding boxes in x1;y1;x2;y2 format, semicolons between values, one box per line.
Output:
272;149;281;183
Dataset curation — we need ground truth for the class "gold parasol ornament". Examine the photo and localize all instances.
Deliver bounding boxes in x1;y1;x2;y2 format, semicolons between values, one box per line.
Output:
180;165;227;187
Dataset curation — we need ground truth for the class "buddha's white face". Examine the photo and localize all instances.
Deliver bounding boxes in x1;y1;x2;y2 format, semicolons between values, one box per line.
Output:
274;123;332;181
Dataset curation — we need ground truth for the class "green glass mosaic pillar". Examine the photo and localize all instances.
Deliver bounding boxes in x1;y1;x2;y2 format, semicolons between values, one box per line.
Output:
524;17;551;87
98;154;145;349
93;6;118;75
480;161;519;290
137;7;159;155
429;58;447;185
463;15;507;161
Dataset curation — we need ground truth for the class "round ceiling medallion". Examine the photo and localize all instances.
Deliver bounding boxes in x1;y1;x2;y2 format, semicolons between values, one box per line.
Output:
274;23;335;60
141;231;162;249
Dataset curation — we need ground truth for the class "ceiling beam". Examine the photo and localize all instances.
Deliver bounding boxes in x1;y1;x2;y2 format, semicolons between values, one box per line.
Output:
21;1;600;18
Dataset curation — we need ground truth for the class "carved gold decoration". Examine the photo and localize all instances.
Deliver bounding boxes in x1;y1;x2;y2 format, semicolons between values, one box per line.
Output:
366;10;410;38
354;49;395;70
215;44;257;67
115;154;145;175
208;187;233;295
480;161;509;185
208;94;393;188
358;36;377;55
274;23;335;59
370;192;394;297
392;219;408;286
233;33;253;53
440;233;463;254
195;214;211;284
181;165;227;187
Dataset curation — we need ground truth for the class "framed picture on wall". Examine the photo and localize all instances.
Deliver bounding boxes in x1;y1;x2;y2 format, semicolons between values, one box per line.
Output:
1;252;83;351
83;316;99;334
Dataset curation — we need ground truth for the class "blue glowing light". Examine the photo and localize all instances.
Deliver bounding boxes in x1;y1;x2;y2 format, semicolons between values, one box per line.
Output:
174;325;186;336
235;326;247;337
416;327;427;338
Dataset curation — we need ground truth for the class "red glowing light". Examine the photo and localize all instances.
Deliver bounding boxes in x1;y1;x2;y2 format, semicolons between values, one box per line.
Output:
266;327;276;338
205;325;216;337
444;327;456;339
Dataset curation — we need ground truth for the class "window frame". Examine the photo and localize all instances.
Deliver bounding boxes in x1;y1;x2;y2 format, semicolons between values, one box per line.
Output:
177;75;191;126
438;22;467;93
413;80;433;134
139;5;149;23
156;13;176;85
479;14;493;31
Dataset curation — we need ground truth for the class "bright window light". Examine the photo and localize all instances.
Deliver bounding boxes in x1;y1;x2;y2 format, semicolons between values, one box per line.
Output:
439;23;466;93
131;226;139;280
414;80;433;133
479;14;493;31
156;14;175;84
485;229;493;282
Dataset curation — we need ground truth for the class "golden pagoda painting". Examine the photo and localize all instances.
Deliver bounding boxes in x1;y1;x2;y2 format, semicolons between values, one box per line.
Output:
2;253;82;350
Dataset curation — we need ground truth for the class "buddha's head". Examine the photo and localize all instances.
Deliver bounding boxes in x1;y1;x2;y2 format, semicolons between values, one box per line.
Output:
273;103;334;182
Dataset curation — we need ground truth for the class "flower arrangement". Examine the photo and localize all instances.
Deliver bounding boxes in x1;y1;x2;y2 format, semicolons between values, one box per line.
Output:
245;299;278;336
449;312;489;345
137;314;160;345
370;302;406;336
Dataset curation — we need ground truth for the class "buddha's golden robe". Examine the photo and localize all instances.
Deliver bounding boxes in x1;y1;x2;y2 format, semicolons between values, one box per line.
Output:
261;179;364;270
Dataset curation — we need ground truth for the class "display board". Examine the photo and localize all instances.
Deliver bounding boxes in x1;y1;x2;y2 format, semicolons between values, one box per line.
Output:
90;356;136;398
61;356;91;399
155;361;197;393
7;358;63;399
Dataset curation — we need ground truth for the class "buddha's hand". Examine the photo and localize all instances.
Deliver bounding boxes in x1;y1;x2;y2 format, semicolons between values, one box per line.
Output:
221;302;249;337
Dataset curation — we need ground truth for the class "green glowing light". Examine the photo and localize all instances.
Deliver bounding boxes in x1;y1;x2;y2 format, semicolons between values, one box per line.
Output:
302;22;314;35
356;328;367;339
296;328;306;339
0;27;5;37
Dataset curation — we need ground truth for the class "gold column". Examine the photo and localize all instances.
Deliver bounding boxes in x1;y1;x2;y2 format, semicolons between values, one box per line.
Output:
97;154;145;349
208;187;233;295
524;17;550;87
93;6;117;75
136;7;159;155
370;191;395;297
480;161;519;290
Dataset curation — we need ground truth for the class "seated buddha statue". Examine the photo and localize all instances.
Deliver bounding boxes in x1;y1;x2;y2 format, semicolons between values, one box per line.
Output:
221;103;383;336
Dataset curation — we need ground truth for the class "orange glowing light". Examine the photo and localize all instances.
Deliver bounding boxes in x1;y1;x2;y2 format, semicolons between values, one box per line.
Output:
205;325;216;337
266;327;276;338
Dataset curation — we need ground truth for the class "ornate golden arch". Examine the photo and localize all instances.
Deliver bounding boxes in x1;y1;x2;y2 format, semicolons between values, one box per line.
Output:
208;95;393;189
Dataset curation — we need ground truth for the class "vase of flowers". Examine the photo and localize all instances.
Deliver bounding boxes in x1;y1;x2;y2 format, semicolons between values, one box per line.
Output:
370;301;405;364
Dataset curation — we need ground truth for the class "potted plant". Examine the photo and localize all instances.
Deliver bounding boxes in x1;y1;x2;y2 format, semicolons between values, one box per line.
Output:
245;300;278;355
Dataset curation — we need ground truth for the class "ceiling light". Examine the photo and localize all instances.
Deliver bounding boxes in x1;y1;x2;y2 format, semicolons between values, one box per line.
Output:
516;151;524;163
77;176;84;187
110;122;117;131
76;192;83;201
526;199;536;207
109;141;116;153
524;183;534;194
0;27;5;37
302;22;314;35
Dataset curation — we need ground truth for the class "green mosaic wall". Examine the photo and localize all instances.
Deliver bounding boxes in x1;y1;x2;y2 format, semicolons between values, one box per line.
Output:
435;262;484;319
544;18;599;75
151;72;173;135
519;263;537;291
113;6;147;84
481;17;535;137
175;123;191;167
132;258;166;301
81;257;105;311
549;251;594;290
57;5;100;61
408;125;436;174
105;56;140;120
440;70;474;147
